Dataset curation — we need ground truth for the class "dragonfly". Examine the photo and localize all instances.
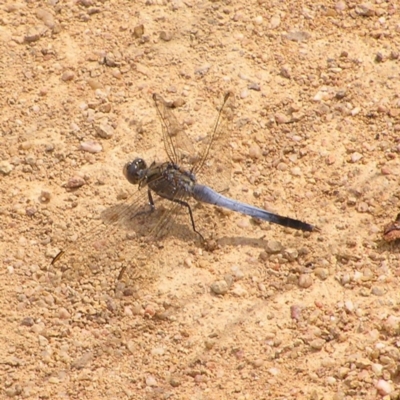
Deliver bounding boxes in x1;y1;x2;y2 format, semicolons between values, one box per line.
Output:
52;92;317;268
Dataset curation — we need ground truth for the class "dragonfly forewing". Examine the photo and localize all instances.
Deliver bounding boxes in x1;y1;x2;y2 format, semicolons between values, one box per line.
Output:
152;94;196;168
192;92;235;194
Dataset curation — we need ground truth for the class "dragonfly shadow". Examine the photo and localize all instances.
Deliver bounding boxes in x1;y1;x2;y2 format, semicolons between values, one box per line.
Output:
216;235;268;250
100;201;201;244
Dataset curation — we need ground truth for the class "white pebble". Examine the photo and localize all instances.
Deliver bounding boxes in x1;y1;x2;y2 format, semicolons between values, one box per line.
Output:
326;376;336;385
231;265;244;279
351;152;363;163
151;347;165;356
231;284;248;297
146;375;158;387
291;167;302;176
268;367;280;376
240;89;249;99
371;363;383;376
376;379;393;395
80;141;103;153
270;15;281;29
344;300;354;313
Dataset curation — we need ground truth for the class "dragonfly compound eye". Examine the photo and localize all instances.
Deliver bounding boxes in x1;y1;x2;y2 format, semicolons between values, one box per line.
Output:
123;158;147;185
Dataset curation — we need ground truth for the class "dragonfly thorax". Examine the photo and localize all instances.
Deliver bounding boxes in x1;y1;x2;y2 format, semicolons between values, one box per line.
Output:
123;158;148;185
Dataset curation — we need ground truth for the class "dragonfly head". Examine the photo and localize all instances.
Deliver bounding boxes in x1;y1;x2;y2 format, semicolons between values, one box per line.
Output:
123;158;148;185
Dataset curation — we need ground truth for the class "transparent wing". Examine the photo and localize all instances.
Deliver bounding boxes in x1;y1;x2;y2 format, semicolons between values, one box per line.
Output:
152;93;196;168
147;196;202;243
193;92;235;193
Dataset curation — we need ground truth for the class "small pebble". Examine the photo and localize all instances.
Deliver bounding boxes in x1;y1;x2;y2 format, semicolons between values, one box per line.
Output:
36;8;55;29
39;190;51;203
335;90;347;99
20;317;34;327
279;65;291;79
355;4;375;17
275;112;291;124
124;306;133;316
195;63;211;76
356;202;368;213
290;304;302;321
310;338;325;350
351;152;363;163
268;367;280;376
314;268;328;280
269;15;281;29
65;176;85;189
381;166;392;175
332;392;346;400
326;376;336;385
224;274;234;288
248;82;260;91
383;315;400;335
251;358;264;368
95;123;114;139
344;300;354;313
237;219;250;229
144;304;156;317
169;376;181;387
61;70;75;82
240;89;249;99
204;339;216;350
371;363;383;376
24;27;42;43
230;265;244;279
376;379;393;395
285;31;310;42
335;1;347;11
26;207;37;217
371;286;385;296
298;274;313;288
151;347;165;356
340;274;351;286
254;16;263;25
231;284;248;297
210;280;229;295
126;341;135;354
38;335;49;347
104;53;117;67
133;24;144;38
71;352;93;369
87;78;103;90
58;307;71;319
282;248;298;261
145;375;158;387
249;143;262;159
277;162;288;171
80;141;102;153
0;161;13;175
291;167;302;176
159;31;173;41
265;240;282;254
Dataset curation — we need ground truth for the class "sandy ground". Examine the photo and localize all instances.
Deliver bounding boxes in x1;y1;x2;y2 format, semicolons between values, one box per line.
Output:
1;1;400;399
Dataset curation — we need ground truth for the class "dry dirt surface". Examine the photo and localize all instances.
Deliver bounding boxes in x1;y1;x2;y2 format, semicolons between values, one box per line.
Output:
1;1;400;399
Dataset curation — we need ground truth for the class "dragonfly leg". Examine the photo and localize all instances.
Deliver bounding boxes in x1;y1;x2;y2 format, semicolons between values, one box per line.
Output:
131;190;156;220
147;189;156;211
172;198;204;241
